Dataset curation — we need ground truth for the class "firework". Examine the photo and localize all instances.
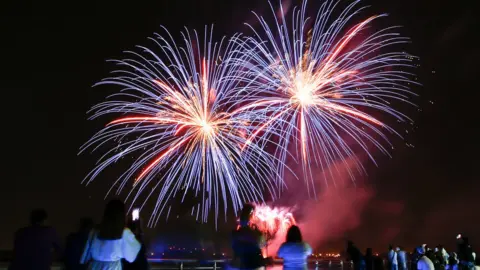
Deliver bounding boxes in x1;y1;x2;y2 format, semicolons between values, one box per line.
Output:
250;204;296;241
80;26;284;226
235;0;417;194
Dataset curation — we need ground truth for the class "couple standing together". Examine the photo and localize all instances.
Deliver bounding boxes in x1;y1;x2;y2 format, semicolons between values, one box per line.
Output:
230;203;312;270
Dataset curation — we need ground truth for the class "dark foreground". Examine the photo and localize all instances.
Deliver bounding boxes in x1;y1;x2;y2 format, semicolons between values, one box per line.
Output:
1;259;477;270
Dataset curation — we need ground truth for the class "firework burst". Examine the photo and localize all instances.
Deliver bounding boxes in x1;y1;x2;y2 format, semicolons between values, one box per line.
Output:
80;26;284;226
235;0;418;194
250;204;296;240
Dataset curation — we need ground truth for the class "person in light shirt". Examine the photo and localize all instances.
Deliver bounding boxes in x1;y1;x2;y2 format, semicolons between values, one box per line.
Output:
396;247;407;270
388;245;398;270
80;199;141;269
417;246;435;270
277;225;312;270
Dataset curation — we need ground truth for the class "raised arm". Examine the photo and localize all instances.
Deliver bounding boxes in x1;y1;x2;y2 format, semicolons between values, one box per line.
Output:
122;228;141;263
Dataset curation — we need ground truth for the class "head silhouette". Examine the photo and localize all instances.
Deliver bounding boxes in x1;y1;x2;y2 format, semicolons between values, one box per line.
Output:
239;203;255;226
286;225;303;243
30;209;48;225
416;246;425;255
98;199;125;240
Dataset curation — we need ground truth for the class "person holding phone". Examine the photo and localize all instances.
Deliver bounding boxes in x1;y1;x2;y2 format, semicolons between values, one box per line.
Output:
123;208;150;270
132;209;139;222
80;200;141;269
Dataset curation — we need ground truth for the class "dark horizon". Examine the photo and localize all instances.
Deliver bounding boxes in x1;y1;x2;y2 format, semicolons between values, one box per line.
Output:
2;0;478;253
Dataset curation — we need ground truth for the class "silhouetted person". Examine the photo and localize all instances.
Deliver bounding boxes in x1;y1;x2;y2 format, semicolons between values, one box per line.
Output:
426;248;441;270
397;247;407;270
9;208;61;270
434;246;446;270
347;241;365;270
446;252;459;270
456;236;475;270
373;254;385;270
123;218;149;270
417;246;435;270
80;199;141;269
437;245;449;266
229;203;266;270
364;248;374;270
412;247;423;270
277;225;312;270
388;245;398;270
64;218;94;270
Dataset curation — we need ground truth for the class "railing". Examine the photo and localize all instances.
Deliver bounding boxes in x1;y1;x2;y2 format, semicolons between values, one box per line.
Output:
2;258;479;270
148;259;226;270
0;258;350;270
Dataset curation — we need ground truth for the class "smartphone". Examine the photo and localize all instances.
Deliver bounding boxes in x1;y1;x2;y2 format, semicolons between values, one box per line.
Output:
132;208;140;221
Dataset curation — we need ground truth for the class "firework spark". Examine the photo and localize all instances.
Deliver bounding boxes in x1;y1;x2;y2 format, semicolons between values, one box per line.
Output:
250;204;296;240
80;27;284;226
235;0;418;194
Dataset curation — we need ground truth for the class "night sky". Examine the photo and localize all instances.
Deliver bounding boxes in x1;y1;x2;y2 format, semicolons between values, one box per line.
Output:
2;0;478;253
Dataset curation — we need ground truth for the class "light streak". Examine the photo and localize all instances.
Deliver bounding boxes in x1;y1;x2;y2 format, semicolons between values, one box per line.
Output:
234;0;417;194
80;26;284;226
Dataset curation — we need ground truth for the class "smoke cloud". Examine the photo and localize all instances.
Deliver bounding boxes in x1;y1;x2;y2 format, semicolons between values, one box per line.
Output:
267;156;374;255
